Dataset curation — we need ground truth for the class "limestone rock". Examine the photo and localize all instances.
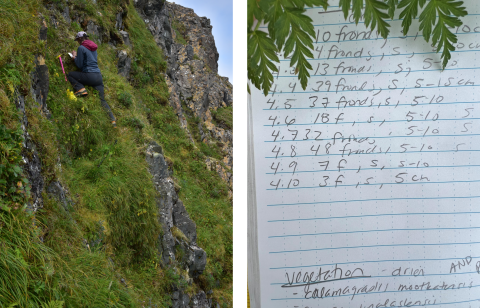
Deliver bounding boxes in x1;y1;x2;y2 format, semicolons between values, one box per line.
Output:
134;0;174;54
190;291;211;308
119;30;131;46
185;244;207;278
115;11;125;30
172;289;190;308
47;181;72;211
145;141;207;276
173;200;197;244
117;50;132;78
62;5;71;24
167;3;219;72
146;143;170;181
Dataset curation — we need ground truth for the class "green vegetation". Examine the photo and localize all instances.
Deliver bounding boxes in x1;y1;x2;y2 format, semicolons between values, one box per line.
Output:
171;17;189;45
212;106;233;131
0;91;30;208
0;0;232;307
248;0;468;95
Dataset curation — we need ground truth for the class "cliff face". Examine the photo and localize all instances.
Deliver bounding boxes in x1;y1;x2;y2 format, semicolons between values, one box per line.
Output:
0;0;232;307
135;1;233;193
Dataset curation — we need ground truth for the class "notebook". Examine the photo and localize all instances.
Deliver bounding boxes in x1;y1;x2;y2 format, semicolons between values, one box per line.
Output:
248;1;480;307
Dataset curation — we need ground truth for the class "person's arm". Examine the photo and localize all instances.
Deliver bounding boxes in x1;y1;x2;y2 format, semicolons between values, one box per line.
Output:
74;46;84;69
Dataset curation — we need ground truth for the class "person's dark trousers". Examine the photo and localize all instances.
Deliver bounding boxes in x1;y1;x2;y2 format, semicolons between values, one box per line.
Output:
67;71;116;122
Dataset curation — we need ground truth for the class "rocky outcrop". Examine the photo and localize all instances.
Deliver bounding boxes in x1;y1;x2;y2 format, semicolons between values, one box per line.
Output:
168;4;218;73
47;181;72;212
16;15;75;219
172;290;211;308
134;0;174;54
145;141;207;279
117;50;132;78
134;1;233;193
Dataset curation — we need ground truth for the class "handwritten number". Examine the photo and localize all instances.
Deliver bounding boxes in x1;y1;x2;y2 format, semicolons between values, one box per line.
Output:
429;95;443;104
267;99;275;109
311;145;321;155
313;80;331;92
319;176;329;187
315;63;329;75
284;99;293;109
270;179;281;190
406;126;416;135
406;111;415;122
270;162;280;175
271;130;280;141
285;116;296;126
289;161;298;175
325;81;332;92
412;96;425;106
309;96;318;108
269;116;278;127
272;146;281;158
289;82;296;93
322;113;330;123
400;144;409;153
270;84;277;97
315;45;323;58
288;129;298;141
325;142;331;154
287;179;300;189
304;129;311;140
313;81;323;92
322;97;329;108
319;161;329;170
274;66;280;79
290;145;297;157
463;108;474;118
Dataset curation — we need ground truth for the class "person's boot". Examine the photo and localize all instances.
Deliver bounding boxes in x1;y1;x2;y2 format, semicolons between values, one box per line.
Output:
75;88;88;97
111;121;117;128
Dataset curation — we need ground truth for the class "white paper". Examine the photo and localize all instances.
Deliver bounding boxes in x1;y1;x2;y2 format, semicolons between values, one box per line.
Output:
68;52;73;58
250;1;480;307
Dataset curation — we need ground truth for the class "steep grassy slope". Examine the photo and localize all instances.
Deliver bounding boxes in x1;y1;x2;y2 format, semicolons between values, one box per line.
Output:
0;0;232;307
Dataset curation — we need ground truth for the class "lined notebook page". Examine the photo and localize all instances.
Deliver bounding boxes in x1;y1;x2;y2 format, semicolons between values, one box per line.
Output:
250;1;480;307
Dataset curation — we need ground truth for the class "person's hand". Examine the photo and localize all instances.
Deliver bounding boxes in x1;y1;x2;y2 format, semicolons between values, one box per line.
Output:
72;50;77;57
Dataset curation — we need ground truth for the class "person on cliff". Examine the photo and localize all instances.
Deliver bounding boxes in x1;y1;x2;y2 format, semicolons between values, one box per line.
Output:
67;31;116;128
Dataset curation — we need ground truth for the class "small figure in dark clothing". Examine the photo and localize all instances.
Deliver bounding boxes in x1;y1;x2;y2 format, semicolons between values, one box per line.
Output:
67;31;116;128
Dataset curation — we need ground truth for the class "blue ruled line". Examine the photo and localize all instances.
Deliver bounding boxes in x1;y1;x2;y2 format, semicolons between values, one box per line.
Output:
275;67;480;78
266;179;480;191
263;117;480;127
265;149;480;159
269;84;480;95
270;287;480;302
268;226;480;238
262;100;480;111
278;49;480;62
264;133;480;143
267;197;480;208
266;164;480;175
270;298;480;306
309;31;480;45
270;255;480;270
271;273;480;286
269;242;480;254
